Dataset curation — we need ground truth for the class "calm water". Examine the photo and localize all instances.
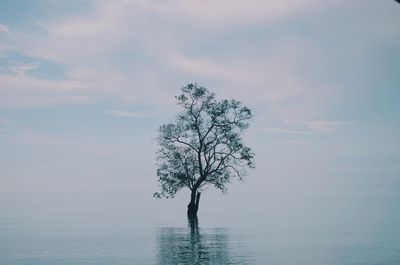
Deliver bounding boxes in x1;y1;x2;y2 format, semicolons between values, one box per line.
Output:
1;190;399;265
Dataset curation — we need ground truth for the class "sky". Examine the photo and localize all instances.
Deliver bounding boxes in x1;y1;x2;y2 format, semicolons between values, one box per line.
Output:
0;0;399;197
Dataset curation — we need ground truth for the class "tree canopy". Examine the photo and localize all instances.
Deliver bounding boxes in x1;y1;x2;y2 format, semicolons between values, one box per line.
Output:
154;84;255;200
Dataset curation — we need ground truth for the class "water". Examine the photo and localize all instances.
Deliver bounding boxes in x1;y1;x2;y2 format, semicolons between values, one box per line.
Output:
1;190;399;265
156;219;253;264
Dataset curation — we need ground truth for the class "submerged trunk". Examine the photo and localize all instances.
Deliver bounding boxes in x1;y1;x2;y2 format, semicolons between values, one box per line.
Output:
187;189;201;216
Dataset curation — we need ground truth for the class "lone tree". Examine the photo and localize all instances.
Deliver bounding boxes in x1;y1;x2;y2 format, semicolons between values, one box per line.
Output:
154;84;255;216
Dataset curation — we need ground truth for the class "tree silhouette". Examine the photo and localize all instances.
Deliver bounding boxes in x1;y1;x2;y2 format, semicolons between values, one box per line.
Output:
154;84;255;216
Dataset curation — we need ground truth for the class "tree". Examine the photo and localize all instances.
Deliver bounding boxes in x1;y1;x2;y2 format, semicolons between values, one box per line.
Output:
154;84;255;216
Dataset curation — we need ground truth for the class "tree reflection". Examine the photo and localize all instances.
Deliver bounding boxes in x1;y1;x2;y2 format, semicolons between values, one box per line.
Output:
156;216;251;265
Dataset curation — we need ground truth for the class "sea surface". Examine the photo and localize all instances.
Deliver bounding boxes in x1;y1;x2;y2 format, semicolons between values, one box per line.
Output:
1;190;399;265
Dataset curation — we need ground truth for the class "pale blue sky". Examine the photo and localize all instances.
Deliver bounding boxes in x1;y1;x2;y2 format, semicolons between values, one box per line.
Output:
0;0;399;196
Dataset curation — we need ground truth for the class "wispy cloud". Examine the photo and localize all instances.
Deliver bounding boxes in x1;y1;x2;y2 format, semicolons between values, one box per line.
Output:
148;0;321;28
259;119;353;136
307;121;353;133
106;110;167;119
168;52;305;104
259;127;314;135
0;74;93;107
9;61;41;76
0;23;9;33
1;130;128;158
283;120;354;133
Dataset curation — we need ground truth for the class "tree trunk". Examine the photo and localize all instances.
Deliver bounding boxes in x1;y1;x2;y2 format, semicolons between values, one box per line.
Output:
187;189;201;216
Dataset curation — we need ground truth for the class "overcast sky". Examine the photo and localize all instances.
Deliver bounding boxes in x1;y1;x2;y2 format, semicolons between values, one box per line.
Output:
0;0;399;195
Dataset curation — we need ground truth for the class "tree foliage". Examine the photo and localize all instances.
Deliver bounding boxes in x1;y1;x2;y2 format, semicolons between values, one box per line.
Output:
154;84;255;199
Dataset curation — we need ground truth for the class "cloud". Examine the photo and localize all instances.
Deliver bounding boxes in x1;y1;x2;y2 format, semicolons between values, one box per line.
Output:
1;0;322;110
0;74;93;107
258;119;353;137
307;121;353;133
8;61;41;76
1;130;128;158
12;132;70;146
147;0;320;28
283;120;353;133
106;110;167;119
166;48;308;107
259;127;314;135
0;24;9;33
1;0;399;120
